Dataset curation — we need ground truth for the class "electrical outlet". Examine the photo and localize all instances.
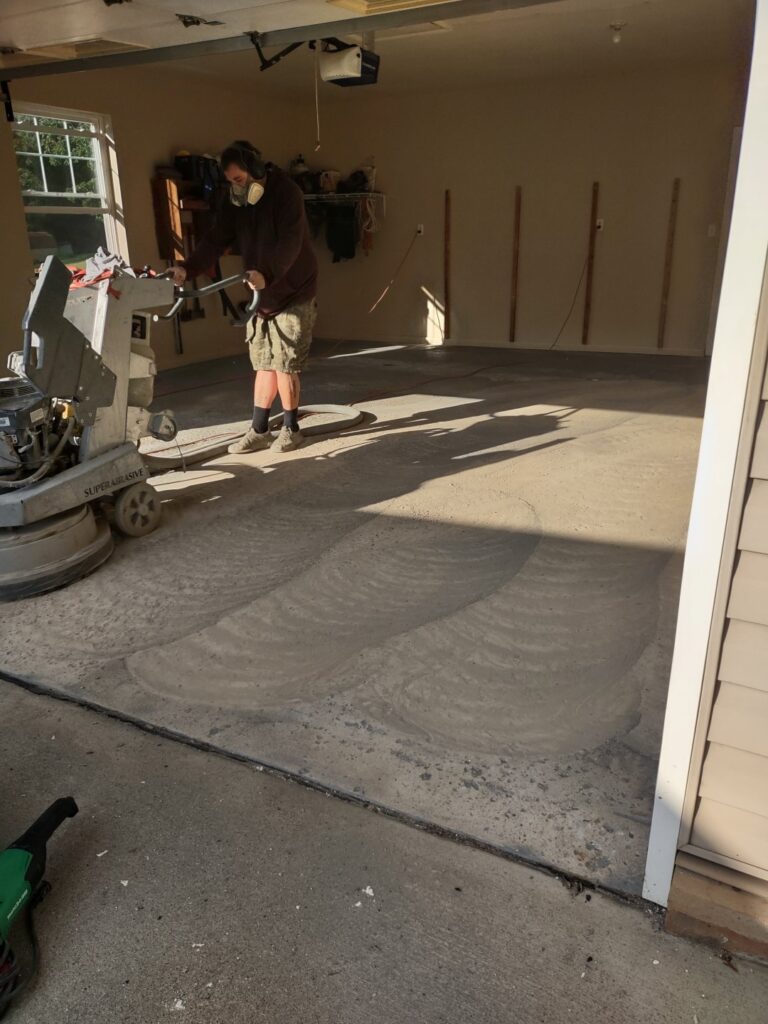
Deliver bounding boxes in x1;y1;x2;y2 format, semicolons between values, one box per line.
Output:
596;219;605;232
417;224;425;235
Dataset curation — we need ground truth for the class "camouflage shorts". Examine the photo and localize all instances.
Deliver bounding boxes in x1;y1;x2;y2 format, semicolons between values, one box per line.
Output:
246;299;317;374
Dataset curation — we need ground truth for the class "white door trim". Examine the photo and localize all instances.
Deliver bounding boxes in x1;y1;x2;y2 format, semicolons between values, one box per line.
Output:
643;0;768;907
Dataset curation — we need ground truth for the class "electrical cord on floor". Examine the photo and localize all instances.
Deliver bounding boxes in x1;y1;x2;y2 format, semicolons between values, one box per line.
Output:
0;900;42;1019
0;937;20;1018
146;361;514;458
173;436;188;474
548;255;589;350
142;429;239;456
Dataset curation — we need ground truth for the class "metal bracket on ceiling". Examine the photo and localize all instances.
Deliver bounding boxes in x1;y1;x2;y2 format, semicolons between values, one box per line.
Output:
177;14;224;29
1;80;14;123
308;38;353;53
248;33;305;72
250;34;356;73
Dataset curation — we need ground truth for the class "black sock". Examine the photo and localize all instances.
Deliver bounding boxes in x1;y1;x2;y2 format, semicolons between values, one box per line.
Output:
251;406;271;433
283;408;299;432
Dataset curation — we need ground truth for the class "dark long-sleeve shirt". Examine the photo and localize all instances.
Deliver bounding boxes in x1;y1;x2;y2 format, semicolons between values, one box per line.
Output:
181;165;318;318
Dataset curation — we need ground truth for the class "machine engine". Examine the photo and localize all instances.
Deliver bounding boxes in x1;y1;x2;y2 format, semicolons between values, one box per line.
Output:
0;376;77;487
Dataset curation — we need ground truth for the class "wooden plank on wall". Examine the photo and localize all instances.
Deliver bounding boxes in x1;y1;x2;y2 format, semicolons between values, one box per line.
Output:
151;176;184;263
658;177;681;349
444;188;451;342
581;181;599;346
509;185;522;344
667;862;768;959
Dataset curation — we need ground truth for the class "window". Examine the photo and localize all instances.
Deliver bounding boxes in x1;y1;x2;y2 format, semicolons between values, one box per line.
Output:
12;103;125;269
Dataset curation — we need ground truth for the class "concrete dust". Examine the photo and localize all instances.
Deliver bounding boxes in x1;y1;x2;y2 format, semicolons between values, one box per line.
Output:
0;346;706;893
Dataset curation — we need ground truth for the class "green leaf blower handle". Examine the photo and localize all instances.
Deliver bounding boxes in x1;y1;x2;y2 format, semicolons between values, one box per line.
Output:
0;798;78;941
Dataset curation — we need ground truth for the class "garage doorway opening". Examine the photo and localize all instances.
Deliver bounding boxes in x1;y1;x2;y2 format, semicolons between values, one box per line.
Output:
0;0;758;909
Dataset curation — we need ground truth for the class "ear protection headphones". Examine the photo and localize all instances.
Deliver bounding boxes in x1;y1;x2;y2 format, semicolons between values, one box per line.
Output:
223;142;267;206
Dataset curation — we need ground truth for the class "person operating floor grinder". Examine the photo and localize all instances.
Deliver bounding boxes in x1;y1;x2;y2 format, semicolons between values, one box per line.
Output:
0;255;360;600
0;798;78;1018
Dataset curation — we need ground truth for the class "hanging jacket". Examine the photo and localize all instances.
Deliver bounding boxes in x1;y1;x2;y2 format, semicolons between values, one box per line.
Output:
326;202;358;263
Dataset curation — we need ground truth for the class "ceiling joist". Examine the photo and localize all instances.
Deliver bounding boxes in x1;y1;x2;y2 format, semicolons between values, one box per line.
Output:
1;0;559;81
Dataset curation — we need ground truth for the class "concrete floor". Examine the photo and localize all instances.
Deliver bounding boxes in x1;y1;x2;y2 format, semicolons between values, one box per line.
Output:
0;343;709;894
3;683;767;1024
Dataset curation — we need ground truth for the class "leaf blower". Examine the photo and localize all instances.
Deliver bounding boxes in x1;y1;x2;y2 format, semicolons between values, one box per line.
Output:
0;798;78;1018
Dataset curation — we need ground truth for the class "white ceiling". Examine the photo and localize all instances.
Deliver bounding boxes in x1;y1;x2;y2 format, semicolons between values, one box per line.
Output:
0;0;380;57
0;0;755;92
178;0;755;98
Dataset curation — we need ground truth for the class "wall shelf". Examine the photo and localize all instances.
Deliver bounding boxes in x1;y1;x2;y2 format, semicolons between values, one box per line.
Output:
303;191;386;213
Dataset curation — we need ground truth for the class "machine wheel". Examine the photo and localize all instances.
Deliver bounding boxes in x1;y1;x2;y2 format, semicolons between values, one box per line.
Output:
113;481;162;537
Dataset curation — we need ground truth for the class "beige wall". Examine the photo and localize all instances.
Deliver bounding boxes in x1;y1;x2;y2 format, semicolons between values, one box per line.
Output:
302;64;745;354
0;63;301;369
0;59;745;370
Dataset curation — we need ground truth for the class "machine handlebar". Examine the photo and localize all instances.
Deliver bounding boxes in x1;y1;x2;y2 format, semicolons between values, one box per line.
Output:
153;274;259;326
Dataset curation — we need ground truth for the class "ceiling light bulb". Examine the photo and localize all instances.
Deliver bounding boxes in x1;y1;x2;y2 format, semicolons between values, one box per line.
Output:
609;22;627;45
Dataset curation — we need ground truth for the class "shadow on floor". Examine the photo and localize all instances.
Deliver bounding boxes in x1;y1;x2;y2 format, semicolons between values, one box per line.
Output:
1;344;706;895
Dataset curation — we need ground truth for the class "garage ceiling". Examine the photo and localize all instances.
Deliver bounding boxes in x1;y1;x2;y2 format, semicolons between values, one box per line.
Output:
178;0;755;97
0;0;365;55
0;0;754;90
0;0;544;69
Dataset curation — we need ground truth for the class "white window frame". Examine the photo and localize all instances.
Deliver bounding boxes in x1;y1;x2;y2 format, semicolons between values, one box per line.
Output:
12;101;128;261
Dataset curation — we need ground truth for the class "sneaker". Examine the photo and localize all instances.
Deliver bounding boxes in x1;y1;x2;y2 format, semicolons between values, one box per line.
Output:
271;426;304;453
227;428;271;454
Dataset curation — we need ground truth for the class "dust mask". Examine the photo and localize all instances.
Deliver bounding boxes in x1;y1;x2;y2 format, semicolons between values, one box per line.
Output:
230;181;265;207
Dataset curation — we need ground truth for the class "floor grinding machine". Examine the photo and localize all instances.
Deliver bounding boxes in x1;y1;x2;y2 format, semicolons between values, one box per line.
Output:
0;256;360;600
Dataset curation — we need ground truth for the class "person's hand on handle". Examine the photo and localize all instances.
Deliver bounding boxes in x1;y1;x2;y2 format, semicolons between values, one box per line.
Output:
168;265;187;287
245;270;266;292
